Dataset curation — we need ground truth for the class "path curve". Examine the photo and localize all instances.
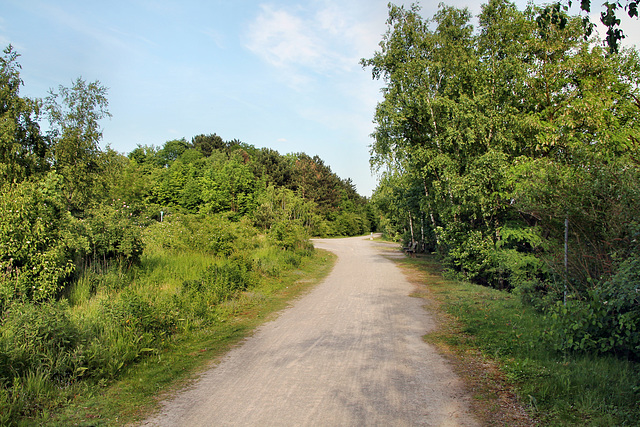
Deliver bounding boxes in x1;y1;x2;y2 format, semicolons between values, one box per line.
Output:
142;236;479;426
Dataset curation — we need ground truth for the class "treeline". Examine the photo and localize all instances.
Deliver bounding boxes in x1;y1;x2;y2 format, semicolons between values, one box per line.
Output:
126;135;374;236
364;1;639;359
0;44;371;422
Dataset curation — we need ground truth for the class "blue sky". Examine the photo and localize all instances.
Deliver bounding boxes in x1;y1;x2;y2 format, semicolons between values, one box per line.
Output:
2;1;638;196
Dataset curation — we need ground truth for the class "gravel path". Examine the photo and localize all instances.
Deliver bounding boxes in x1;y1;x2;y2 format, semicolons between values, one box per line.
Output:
142;236;479;426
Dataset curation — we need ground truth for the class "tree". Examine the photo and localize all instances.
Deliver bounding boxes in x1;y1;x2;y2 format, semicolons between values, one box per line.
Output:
128;144;159;166
200;153;257;216
0;174;75;307
192;133;224;157
157;138;189;166
0;45;48;184
364;0;640;290
45;78;111;212
568;0;638;53
252;147;293;188
291;153;342;214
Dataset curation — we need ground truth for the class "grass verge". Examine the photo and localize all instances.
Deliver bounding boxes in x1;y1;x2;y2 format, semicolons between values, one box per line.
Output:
24;248;336;427
392;253;640;426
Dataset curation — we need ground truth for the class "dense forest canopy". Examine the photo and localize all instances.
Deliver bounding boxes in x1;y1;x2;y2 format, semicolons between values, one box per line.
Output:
364;0;640;359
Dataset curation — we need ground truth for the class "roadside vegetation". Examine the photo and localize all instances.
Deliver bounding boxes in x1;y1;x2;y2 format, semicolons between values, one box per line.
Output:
397;254;640;425
0;44;370;424
3;0;640;423
365;0;639;423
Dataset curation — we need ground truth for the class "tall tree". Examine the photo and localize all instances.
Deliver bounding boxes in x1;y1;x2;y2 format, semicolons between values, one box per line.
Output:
45;78;111;212
0;45;48;184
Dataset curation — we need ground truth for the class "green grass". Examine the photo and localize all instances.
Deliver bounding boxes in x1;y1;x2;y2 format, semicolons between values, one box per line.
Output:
396;254;640;426
4;245;336;426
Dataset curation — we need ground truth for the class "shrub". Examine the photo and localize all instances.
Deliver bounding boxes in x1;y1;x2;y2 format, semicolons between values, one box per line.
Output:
143;213;238;255
269;220;313;252
99;291;177;339
83;202;144;265
442;228;495;285
72;292;178;380
0;178;75;307
181;259;250;308
546;255;640;359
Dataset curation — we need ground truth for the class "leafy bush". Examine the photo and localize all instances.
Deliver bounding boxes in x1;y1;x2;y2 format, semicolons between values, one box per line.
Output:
0;177;75;308
546;255;640;359
83;202;144;265
331;211;368;236
181;259;250;308
0;180;144;307
251;245;284;277
441;227;495;285
269;220;313;252
143;213;237;255
491;224;549;293
100;291;177;338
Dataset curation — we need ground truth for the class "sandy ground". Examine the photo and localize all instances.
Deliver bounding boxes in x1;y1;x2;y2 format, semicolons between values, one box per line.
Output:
141;236;479;426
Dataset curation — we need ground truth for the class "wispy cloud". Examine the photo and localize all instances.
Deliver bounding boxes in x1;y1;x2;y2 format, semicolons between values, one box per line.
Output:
244;2;377;89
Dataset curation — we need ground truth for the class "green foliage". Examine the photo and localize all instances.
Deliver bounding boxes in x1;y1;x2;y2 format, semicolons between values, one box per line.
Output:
253;186;318;231
201;155;257;216
252;147;293;188
0;176;75;307
128;144;159;167
45;78;111;212
156;138;189;166
143;213;242;255
180;259;250;317
82;202;145;265
269;220;313;253
191;133;225;157
291;153;343;215
412;255;640;425
365;1;640;363
546;255;640;359
568;0;639;53
0;301;79;383
512;157;640;288
0;45;48;184
100;290;177;339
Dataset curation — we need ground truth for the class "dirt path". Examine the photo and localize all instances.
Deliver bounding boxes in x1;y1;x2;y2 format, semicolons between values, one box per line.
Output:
142;236;479;426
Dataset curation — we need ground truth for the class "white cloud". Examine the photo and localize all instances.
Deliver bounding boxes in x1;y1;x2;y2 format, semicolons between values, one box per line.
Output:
246;5;325;69
244;2;384;89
